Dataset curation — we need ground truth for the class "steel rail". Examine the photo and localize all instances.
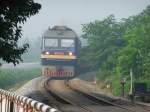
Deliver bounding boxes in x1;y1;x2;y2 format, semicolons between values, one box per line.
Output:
0;89;60;112
67;81;137;112
44;79;95;112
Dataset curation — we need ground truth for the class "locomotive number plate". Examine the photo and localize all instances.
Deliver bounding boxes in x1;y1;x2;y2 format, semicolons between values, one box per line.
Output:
42;66;74;78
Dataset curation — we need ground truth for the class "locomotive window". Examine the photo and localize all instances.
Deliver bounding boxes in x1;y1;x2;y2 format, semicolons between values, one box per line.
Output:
61;39;75;48
45;38;58;47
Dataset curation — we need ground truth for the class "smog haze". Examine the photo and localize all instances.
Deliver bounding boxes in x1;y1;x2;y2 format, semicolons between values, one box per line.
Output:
22;0;150;38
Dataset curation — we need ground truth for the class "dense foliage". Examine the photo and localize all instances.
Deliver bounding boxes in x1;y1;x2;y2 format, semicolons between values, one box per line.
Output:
118;6;150;79
0;0;41;65
81;15;125;74
80;6;150;95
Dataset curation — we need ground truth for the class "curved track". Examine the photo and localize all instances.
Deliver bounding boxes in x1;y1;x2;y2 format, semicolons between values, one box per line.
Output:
44;80;97;112
66;81;137;112
43;79;141;112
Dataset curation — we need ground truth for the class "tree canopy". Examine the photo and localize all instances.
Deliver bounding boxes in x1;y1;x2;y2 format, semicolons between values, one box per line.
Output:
80;5;150;80
0;0;41;65
118;6;150;78
80;15;125;74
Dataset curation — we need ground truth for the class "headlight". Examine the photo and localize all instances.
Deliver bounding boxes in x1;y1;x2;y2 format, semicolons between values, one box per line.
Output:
68;52;73;56
45;51;49;55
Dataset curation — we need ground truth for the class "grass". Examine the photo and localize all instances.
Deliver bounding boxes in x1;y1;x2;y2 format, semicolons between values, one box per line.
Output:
0;67;41;90
96;73;150;96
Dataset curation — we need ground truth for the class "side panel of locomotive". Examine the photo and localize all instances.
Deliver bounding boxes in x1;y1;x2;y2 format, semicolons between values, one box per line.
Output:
41;26;79;79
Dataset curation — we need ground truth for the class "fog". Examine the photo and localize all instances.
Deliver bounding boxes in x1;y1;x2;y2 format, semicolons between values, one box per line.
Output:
22;0;150;39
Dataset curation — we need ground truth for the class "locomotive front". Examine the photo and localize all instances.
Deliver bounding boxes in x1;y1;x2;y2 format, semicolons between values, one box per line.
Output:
41;26;78;79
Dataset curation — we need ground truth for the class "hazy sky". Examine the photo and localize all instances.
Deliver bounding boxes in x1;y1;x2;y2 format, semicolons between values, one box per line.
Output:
22;0;150;39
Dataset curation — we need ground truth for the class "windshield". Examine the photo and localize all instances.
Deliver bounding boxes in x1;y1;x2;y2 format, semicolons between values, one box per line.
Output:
61;39;75;48
44;38;58;47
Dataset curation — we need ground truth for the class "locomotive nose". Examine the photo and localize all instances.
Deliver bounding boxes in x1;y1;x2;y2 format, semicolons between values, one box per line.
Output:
41;25;79;79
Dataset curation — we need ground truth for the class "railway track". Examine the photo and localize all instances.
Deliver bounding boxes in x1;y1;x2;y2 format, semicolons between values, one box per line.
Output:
44;79;96;112
44;79;147;112
66;81;137;112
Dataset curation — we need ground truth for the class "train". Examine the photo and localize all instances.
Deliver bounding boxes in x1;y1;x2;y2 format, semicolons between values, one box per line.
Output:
41;26;80;79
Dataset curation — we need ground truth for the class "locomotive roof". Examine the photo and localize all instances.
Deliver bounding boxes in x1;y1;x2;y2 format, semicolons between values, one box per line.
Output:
43;26;77;38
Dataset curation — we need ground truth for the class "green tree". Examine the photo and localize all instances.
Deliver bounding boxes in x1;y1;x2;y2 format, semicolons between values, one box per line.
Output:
81;15;125;75
0;0;41;65
79;5;150;95
117;5;150;79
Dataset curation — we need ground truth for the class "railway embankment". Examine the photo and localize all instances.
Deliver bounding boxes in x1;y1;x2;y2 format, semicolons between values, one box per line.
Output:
15;77;51;104
70;78;114;97
14;77;150;112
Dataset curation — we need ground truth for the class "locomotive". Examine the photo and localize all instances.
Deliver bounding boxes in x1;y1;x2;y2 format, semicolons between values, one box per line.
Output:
41;26;80;79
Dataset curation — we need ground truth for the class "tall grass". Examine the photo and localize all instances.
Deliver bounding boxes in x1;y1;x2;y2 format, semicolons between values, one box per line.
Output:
0;67;41;89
